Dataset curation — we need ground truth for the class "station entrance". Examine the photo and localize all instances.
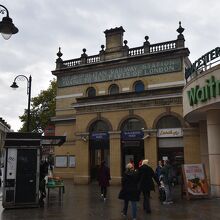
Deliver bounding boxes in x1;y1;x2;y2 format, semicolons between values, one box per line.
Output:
156;115;184;184
120;118;145;172
89;120;110;180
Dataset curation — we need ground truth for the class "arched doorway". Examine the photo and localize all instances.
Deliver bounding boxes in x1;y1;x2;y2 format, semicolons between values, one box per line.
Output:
156;115;184;184
89;120;110;180
120;118;145;171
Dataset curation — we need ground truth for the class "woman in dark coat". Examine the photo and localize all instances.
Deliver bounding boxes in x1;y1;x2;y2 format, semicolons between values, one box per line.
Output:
98;161;111;201
138;159;160;213
119;163;139;220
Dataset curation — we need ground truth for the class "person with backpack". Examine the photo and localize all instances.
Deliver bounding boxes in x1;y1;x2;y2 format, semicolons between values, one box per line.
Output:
160;160;174;204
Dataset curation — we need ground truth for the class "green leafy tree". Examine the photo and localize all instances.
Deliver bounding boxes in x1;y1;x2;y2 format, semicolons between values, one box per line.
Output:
19;79;57;132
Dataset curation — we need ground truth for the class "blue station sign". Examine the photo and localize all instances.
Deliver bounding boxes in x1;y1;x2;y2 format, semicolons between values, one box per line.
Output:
121;131;144;140
90;132;109;140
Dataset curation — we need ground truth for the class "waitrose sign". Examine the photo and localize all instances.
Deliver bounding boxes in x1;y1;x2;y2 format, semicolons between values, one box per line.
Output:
187;76;220;106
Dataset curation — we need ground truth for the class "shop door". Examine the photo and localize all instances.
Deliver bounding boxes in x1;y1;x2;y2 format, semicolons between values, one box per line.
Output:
15;149;37;203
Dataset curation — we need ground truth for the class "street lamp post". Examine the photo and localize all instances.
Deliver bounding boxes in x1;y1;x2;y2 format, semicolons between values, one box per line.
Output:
10;75;32;132
0;4;18;40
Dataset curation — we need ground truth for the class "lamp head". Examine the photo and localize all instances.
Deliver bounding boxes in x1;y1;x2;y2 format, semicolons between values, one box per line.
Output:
0;16;19;40
10;81;18;89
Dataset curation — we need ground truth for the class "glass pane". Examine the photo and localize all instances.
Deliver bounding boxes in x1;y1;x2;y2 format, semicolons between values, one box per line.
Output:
134;81;144;92
156;116;181;128
87;87;96;97
121;118;143;131
90;120;109;132
109;84;119;94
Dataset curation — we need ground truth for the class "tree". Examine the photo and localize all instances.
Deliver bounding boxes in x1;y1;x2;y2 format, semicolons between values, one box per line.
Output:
19;79;57;133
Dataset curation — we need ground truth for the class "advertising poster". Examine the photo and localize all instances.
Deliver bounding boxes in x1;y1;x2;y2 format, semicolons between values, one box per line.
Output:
55;156;68;168
182;164;209;197
6;149;17;179
68;156;76;168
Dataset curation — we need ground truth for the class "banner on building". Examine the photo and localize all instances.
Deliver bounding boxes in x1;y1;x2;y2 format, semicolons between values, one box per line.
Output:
182;164;209;200
157;128;183;137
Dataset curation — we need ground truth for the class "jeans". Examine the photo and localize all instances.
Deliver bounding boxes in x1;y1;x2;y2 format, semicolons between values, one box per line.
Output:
123;200;137;219
164;184;172;202
101;186;107;198
142;190;151;212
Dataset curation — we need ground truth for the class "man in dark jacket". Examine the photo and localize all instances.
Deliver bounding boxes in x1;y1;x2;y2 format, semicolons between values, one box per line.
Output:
98;161;111;201
160;160;174;204
119;163;139;220
138;159;160;213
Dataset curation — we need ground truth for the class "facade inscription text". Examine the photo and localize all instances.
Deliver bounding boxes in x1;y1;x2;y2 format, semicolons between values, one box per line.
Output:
58;58;181;87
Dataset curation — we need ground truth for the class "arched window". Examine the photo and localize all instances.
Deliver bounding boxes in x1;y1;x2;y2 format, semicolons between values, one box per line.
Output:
89;120;109;132
87;87;96;97
133;80;144;92
156;115;181;128
109;84;119;95
121;118;144;131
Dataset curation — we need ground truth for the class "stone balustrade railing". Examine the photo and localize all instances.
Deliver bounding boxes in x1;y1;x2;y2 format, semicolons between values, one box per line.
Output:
86;55;100;64
150;40;176;53
59;39;182;69
128;46;144;56
63;58;81;67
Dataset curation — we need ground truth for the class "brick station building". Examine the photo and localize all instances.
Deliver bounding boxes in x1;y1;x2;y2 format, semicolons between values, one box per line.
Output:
51;23;200;184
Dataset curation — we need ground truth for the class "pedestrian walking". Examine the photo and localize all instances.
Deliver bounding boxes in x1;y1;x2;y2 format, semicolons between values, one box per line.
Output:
155;160;163;179
118;163;139;220
160;160;174;204
138;159;160;214
98;160;111;201
39;160;48;207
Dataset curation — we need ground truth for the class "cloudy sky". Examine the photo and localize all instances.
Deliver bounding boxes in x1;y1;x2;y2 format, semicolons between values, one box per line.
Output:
0;0;219;131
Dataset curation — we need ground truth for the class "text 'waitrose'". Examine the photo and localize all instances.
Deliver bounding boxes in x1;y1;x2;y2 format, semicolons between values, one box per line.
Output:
187;76;220;106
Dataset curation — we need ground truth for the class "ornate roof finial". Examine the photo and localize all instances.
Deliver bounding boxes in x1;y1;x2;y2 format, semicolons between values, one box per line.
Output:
101;45;105;51
145;36;149;41
124;40;128;46
82;48;86;54
177;21;184;35
81;48;88;59
57;47;63;59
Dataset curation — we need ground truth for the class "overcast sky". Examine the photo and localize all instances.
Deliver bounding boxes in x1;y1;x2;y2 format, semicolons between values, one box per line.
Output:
0;0;219;131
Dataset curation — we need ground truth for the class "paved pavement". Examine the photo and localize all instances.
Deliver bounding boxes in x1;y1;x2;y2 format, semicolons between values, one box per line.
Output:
0;180;220;220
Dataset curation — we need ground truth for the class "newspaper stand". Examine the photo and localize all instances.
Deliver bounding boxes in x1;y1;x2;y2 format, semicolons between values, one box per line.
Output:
2;132;41;208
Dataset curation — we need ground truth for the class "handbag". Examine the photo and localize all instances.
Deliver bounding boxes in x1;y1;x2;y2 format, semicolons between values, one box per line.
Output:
118;189;126;200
